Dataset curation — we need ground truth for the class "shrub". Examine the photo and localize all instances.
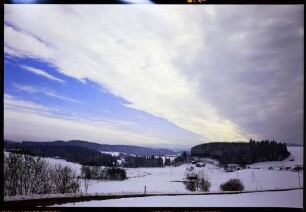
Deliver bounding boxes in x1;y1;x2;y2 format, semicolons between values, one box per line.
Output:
220;179;244;191
107;167;127;180
183;181;196;192
81;165;127;180
292;165;303;172
198;177;211;192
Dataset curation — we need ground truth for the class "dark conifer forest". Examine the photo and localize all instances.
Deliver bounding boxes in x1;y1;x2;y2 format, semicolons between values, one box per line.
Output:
191;139;290;165
123;155;165;168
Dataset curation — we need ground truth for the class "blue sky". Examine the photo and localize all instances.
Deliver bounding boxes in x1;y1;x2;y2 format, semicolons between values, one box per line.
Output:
4;5;304;149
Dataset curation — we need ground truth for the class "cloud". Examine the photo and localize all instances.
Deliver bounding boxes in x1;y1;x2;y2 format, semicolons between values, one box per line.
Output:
4;25;54;59
4;110;166;146
4;5;303;144
20;65;65;83
4;93;165;146
13;83;84;104
187;5;304;143
4;93;58;114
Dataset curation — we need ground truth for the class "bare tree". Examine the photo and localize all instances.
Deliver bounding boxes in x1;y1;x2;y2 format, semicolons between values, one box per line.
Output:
4;152;81;196
83;177;91;193
4;152;23;196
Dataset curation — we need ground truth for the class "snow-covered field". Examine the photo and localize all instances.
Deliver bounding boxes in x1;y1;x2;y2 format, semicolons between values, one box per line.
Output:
54;189;303;208
73;147;304;195
5;147;304;207
57;146;303;207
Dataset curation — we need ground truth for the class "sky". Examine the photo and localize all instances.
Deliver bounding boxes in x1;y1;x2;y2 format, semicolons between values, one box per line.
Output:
4;5;304;149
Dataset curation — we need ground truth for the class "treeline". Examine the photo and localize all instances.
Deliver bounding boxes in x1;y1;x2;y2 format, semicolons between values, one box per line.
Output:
4;143;116;166
123;155;165;168
81;165;127;181
191;139;290;165
173;151;189;166
122;153;189;168
4;152;80;196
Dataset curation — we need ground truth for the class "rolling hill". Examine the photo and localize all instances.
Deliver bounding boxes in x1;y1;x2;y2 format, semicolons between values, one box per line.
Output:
4;139;176;156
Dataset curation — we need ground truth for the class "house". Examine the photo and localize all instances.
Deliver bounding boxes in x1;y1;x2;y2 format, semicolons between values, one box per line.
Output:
225;164;240;172
196;162;205;167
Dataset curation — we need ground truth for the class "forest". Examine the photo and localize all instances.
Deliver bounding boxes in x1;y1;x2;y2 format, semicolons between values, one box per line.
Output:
191;139;291;165
123;155;172;167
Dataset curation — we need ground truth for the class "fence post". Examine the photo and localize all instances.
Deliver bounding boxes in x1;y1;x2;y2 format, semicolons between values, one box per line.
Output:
298;170;301;188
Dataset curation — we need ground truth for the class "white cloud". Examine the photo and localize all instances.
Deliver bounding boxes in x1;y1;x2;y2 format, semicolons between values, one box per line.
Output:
13;83;84;104
4;25;54;59
20;65;65;83
4;93;59;114
4;109;166;146
7;5;292;144
42;91;84;104
4;94;165;146
12;83;37;93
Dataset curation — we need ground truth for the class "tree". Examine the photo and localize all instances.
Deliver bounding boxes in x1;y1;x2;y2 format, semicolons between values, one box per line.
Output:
4;152;80;196
83;177;91;193
173;151;188;166
198;177;211;192
197;171;211;192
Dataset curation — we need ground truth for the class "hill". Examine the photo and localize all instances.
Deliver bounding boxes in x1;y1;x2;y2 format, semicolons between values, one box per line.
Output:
4;140;176;157
4;140;116;166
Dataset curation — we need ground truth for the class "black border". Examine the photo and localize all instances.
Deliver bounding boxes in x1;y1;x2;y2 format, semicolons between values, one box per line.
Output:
2;0;305;4
1;1;304;212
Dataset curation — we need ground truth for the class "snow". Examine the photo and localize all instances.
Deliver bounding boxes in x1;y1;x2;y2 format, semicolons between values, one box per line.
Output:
44;157;82;175
63;147;303;207
80;149;303;195
100;151;120;157
155;156;176;163
53;189;303;207
196;157;219;165
5;147;304;207
69;162;303;201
